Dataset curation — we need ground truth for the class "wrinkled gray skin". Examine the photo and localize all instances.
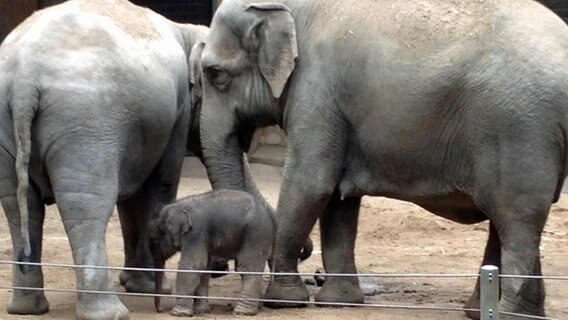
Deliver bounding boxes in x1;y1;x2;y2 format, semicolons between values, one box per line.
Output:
0;0;208;319
199;0;568;319
186;43;313;271
149;189;274;316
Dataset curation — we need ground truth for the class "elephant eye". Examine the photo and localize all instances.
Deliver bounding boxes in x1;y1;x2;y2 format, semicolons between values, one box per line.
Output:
205;66;230;89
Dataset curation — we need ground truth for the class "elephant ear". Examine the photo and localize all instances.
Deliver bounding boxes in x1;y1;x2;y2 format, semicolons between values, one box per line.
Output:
189;41;205;107
166;210;193;247
246;3;298;98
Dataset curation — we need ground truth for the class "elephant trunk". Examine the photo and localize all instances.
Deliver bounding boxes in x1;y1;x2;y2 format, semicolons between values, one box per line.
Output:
200;104;247;191
154;258;165;313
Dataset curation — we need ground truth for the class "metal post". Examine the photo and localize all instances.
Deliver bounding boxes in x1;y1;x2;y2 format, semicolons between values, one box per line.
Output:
480;265;500;320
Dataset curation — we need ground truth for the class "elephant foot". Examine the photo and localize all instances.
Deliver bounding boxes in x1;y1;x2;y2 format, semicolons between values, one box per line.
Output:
124;273;172;294
7;290;49;315
76;295;129;320
499;296;545;320
263;277;309;309
194;299;209;314
170;305;193;317
315;276;364;306
464;292;480;320
119;270;130;286
233;302;259;316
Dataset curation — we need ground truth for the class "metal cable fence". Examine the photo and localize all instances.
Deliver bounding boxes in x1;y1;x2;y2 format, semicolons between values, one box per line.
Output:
0;260;565;320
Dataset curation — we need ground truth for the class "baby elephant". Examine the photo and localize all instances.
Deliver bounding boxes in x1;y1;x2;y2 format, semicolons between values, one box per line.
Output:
149;189;275;316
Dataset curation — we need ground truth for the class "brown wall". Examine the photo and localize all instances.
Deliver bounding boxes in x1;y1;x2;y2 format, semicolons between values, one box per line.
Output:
0;0;65;43
131;0;213;25
0;0;39;42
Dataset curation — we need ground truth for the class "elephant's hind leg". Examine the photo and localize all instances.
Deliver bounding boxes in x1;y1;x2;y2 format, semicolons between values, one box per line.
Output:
315;194;364;305
464;222;501;320
2;191;49;315
475;148;554;319
493;201;548;319
233;248;269;315
50;156;128;320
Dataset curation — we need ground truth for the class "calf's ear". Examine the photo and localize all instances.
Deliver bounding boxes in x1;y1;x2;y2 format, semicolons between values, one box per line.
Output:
166;210;193;247
246;3;298;98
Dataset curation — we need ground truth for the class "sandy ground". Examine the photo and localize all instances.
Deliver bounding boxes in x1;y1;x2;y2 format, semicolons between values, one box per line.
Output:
0;150;566;320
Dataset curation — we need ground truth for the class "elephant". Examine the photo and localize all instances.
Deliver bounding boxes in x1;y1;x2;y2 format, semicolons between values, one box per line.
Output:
197;0;568;319
149;189;274;316
0;0;209;318
185;42;313;277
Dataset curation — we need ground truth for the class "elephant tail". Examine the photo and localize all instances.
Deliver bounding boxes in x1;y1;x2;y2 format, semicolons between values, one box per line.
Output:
10;80;39;259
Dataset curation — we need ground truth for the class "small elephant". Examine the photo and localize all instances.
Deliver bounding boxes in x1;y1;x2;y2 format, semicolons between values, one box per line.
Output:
149;189;275;316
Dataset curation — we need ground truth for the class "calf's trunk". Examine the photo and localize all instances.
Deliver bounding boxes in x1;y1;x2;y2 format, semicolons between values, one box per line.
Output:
154;258;165;313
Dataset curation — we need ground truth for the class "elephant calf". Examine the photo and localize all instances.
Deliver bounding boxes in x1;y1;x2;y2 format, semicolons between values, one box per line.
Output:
149;189;275;316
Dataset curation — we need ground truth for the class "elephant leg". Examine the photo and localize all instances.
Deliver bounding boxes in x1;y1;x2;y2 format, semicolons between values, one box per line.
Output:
170;248;208;317
116;201;136;287
495;214;547;319
121;105;188;293
264;113;345;308
234;273;263;315
264;169;337;307
478;148;555;319
316;194;364;304
56;191;128;320
464;222;501;320
233;249;268;315
117;194;171;294
2;191;49;315
193;273;210;314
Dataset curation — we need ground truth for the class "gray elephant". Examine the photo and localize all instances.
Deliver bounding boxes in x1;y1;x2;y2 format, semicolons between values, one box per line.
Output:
186;42;313;274
149;189;274;316
0;0;208;318
197;0;568;319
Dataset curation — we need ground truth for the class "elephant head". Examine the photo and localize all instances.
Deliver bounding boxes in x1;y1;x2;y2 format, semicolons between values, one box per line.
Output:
149;207;193;312
199;1;297;190
183;5;311;268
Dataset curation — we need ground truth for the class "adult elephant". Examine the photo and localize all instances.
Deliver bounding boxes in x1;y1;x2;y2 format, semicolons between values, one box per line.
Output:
0;0;207;319
185;43;313;275
198;0;568;318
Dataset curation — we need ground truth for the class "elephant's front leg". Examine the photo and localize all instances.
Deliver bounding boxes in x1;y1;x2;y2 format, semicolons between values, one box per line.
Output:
171;249;208;317
117;194;171;294
264;128;346;307
316;195;364;304
2;192;49;315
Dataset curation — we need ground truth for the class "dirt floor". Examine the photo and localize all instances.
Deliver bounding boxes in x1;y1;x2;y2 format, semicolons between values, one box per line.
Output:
0;150;566;320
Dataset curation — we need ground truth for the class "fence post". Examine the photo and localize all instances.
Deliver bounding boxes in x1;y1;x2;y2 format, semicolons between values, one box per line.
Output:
480;265;500;320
